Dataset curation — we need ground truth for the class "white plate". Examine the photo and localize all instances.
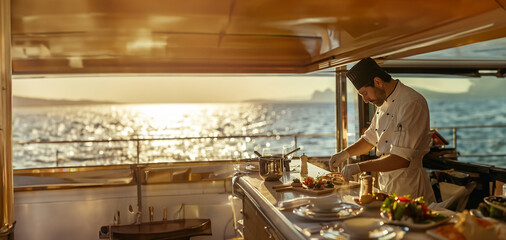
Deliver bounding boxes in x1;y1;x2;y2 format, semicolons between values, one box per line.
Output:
379;211;451;230
293;204;363;221
322;224;405;240
484;196;506;212
306;205;346;214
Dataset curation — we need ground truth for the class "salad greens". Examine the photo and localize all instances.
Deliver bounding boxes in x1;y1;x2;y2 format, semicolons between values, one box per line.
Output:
478;196;506;220
380;194;447;224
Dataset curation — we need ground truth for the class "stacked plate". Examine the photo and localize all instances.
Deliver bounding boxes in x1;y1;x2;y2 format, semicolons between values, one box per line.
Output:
293;203;363;221
321;218;406;240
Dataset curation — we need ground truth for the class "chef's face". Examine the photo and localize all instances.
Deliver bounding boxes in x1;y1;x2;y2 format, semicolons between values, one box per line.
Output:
358;85;386;107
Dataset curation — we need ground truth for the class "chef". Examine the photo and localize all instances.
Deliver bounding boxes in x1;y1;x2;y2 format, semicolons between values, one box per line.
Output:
330;57;436;203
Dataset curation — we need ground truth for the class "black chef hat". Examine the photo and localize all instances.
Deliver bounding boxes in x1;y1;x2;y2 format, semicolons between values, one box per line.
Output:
346;58;391;90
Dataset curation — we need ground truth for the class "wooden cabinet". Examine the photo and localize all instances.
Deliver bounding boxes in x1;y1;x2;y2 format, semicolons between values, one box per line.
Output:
243;196;280;240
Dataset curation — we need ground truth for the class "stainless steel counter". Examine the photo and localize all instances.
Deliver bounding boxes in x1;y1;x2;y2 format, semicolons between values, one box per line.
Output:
233;161;437;240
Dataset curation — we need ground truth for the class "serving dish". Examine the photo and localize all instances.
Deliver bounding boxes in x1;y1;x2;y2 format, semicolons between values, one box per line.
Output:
484;196;506;212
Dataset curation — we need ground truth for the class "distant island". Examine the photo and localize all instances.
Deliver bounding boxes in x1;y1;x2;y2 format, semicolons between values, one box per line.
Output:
13;96;117;107
310;78;506;102
13;77;506;106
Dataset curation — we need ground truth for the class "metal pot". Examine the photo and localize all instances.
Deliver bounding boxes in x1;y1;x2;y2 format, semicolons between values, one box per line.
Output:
259;156;283;181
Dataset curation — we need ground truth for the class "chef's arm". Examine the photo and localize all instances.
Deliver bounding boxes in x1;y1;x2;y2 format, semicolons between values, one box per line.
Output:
356;154;409;172
344;137;374;156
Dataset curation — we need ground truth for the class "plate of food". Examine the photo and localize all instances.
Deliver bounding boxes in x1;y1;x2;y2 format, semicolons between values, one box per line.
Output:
302;176;335;190
318;172;348;185
476;196;506;221
484;195;506;212
380;194;450;230
426;210;499;240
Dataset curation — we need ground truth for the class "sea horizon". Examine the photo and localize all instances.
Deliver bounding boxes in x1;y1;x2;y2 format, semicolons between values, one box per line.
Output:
12;99;506;169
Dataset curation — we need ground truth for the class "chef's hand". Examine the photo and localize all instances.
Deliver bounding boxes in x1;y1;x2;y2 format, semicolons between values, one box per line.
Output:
329;151;349;172
341;164;361;181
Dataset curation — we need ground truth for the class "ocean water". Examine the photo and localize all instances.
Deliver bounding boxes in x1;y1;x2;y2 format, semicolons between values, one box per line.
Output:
12;99;506;169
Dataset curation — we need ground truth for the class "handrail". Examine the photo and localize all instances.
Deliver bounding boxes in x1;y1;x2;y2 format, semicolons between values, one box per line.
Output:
433;125;506;158
13;133;337;167
13;133;336;145
12;124;506;167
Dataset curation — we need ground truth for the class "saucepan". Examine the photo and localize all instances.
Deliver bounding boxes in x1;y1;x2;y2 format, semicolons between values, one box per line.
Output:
255;147;301;181
258;155;284;181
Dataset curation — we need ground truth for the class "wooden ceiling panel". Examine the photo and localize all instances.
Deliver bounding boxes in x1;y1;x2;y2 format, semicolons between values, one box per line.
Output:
10;0;506;74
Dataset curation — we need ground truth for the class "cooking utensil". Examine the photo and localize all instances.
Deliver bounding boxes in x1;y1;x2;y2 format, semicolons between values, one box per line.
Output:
284;147;301;158
259;156;283;181
253;151;262;157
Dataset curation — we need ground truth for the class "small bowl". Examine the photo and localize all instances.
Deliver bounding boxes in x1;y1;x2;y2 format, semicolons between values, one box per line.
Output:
309;196;340;211
341;218;384;237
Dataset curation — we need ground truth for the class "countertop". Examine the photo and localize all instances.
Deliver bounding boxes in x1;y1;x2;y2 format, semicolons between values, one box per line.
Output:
233;160;440;240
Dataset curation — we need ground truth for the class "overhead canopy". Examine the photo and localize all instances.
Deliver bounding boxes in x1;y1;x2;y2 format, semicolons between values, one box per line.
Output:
10;0;506;75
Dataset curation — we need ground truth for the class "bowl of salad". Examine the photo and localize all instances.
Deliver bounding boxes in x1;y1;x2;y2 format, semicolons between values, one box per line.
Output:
478;195;506;221
380;194;450;230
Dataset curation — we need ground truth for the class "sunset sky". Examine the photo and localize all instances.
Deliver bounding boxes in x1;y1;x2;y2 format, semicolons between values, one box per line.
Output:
11;37;504;104
12;74;472;103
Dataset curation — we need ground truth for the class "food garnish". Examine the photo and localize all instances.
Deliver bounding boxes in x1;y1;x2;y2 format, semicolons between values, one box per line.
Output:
302;176;334;190
380;194;447;224
291;178;302;187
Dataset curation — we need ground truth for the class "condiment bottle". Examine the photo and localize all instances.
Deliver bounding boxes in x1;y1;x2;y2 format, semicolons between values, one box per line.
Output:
300;153;308;177
359;173;373;197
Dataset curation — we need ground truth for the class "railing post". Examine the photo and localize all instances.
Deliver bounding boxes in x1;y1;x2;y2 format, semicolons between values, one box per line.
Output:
136;165;142;224
452;128;457;150
293;136;298;148
136;139;140;164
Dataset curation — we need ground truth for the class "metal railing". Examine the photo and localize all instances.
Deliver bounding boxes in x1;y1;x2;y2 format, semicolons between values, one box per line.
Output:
14;133;336;167
433;124;506;158
12;124;506;168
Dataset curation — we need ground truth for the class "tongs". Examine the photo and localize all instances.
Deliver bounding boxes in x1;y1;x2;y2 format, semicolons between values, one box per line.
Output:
284;147;301;158
253;147;301;158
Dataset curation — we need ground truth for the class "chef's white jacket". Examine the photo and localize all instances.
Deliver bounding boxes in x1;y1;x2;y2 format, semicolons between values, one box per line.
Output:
362;81;436;203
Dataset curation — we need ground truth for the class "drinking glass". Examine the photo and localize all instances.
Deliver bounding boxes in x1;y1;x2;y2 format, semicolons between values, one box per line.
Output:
282;145;297;173
262;148;272;157
282;146;293;160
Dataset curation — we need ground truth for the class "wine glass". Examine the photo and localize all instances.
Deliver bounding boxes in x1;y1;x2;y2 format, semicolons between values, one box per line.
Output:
282;145;293;160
